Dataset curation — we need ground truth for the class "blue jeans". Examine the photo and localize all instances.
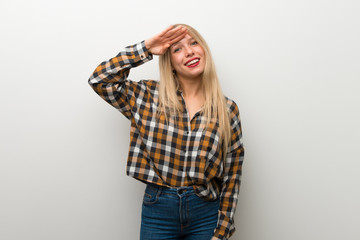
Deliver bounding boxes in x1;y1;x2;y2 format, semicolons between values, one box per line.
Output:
140;183;220;240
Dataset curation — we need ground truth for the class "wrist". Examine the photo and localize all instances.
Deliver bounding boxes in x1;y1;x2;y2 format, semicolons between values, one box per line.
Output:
144;39;152;53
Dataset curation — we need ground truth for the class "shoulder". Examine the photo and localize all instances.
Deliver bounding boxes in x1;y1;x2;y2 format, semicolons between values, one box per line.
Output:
127;79;159;94
224;96;243;141
138;80;160;102
224;96;240;118
140;79;159;91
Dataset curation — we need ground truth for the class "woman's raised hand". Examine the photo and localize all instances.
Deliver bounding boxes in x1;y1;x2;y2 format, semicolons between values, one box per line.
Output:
145;25;188;55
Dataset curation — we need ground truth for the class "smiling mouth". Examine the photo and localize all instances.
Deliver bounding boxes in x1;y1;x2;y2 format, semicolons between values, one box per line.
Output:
185;58;200;67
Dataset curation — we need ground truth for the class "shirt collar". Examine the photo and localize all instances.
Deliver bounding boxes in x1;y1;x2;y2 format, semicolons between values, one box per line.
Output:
176;88;183;96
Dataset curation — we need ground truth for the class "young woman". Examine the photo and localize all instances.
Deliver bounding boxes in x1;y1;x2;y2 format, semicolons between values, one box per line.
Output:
88;24;245;240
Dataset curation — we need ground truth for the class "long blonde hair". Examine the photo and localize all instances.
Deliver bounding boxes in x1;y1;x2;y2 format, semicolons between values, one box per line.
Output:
157;24;231;158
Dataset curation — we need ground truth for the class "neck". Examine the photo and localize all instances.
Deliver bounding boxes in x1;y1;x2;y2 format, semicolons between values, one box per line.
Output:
178;76;204;98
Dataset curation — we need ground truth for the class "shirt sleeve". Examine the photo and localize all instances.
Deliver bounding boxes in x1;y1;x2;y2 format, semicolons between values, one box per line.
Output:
212;102;245;240
88;41;153;119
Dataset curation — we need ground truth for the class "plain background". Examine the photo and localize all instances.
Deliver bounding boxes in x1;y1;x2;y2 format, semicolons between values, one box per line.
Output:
1;0;359;239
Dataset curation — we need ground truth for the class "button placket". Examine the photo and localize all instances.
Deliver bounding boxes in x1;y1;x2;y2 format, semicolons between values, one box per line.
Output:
179;92;192;179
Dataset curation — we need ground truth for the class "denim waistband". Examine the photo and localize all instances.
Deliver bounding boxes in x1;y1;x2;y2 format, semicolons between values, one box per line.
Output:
146;182;195;195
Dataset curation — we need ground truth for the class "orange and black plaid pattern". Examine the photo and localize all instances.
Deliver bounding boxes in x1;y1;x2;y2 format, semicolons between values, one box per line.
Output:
88;41;245;240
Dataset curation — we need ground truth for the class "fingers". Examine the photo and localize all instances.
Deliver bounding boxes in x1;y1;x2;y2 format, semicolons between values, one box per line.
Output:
163;25;187;40
168;30;187;45
158;25;176;37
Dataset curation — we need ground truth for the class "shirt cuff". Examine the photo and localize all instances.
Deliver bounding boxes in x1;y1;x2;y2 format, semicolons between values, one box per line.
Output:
127;40;153;64
212;211;235;240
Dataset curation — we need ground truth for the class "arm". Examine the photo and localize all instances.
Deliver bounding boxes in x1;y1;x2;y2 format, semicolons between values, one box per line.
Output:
88;41;153;119
88;25;187;118
212;103;245;240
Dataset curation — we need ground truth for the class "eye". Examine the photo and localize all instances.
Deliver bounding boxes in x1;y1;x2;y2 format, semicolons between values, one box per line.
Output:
173;48;181;53
191;41;198;45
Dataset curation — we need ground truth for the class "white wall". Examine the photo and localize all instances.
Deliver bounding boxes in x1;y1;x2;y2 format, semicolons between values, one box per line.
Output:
1;0;359;239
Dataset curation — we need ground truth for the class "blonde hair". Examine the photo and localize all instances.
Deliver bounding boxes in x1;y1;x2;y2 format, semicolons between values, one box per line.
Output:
157;24;231;158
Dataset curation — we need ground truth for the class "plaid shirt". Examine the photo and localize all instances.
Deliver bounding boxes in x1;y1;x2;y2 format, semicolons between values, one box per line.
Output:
88;41;245;240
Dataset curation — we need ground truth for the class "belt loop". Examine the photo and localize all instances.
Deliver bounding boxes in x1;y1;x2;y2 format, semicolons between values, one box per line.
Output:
156;184;162;198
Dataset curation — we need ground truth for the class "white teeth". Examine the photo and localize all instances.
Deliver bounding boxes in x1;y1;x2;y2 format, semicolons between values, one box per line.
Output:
185;59;199;66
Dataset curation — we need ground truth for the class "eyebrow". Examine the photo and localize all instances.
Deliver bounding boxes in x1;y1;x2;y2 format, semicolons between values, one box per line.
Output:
170;37;194;49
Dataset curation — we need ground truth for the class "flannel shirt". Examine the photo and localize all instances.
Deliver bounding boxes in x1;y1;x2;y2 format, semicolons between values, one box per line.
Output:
88;41;245;240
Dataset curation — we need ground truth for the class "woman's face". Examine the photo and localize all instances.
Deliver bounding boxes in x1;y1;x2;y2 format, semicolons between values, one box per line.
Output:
169;34;206;81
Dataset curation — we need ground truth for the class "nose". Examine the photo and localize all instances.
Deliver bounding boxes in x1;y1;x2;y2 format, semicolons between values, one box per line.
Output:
184;46;194;57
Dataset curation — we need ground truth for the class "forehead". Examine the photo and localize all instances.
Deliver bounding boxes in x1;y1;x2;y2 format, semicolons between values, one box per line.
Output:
171;34;194;46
